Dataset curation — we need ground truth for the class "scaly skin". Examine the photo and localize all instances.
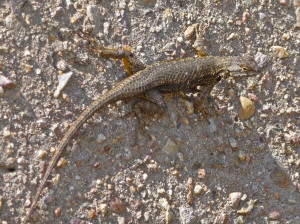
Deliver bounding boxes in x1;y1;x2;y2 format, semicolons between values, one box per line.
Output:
24;55;256;223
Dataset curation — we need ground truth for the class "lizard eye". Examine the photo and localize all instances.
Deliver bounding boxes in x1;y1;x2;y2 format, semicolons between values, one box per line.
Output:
241;66;249;72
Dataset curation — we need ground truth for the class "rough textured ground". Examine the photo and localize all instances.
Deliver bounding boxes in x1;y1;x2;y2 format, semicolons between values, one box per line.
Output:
0;0;299;223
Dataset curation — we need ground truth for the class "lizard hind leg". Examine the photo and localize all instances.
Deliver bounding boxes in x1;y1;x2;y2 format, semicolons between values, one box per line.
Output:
133;89;168;129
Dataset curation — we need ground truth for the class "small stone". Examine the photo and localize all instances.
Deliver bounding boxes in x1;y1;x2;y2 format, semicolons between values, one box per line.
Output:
288;199;296;205
162;139;178;155
157;188;166;195
0;45;9;54
142;173;148;181
0;75;16;89
56;60;68;71
270;46;289;58
270;166;290;188
295;7;300;28
208;118;217;133
248;93;258;102
177;36;183;43
229;138;238;150
89;209;96;219
255;52;268;68
110;195;125;213
239;96;255;120
0;195;3;210
44;194;55;204
245;27;250;35
182;99;194;115
133;200;143;210
99;203;108;216
103;22;110;35
17;157;25;164
184;25;196;39
279;0;288;5
238;151;246;161
51;7;64;18
242;11;250;23
119;0;126;9
166;209;174;224
228;192;243;208
268;207;282;220
55;207;62;217
37;150;47;159
147;163;158;170
179;205;196;224
87;5;100;23
36;68;42;75
197;169;206;179
162;9;173;26
194;185;202;195
237;199;257;215
97;133;106;143
57;158;67;167
159;198;170;210
54;71;73;98
117;217;126;224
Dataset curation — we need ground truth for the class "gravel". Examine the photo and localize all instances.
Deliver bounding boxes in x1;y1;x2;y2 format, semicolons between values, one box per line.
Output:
0;0;299;223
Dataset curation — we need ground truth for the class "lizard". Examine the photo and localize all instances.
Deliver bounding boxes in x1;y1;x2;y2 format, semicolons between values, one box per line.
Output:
23;36;257;223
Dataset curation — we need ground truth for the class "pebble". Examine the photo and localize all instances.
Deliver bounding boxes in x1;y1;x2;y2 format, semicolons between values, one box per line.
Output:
97;133;106;143
179;205;196;224
159;198;170;210
103;22;110;35
295;7;300;28
270;46;289;58
56;60;68;71
194;185;202;195
147;163;158;170
242;11;250;23
238;151;246;161
44;194;55;204
248;93;258;102
89;209;96;219
228;192;243;208
208;118;217;133
57;158;67;167
237;199;257;215
162;9;173;26
245;27;250;35
0;75;16;94
197;169;206;179
37;150;47;159
55;207;62;217
239;96;255;120
117;217;126;224
182;99;194;115
157;188;166;195
110;195;125;213
279;0;288;5
229;138;238;150
0;45;9;54
184;24;196;39
162;139;178;155
166;209;174;224
268;207;282;220
99;203;108;216
54;71;73;98
269;166;290;188
255;52;268;68
87;5;100;23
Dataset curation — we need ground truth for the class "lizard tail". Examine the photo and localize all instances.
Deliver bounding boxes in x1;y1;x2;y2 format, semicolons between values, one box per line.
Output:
23;71;155;223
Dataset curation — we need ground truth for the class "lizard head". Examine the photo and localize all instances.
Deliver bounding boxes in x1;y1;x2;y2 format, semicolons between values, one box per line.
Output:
226;55;258;77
